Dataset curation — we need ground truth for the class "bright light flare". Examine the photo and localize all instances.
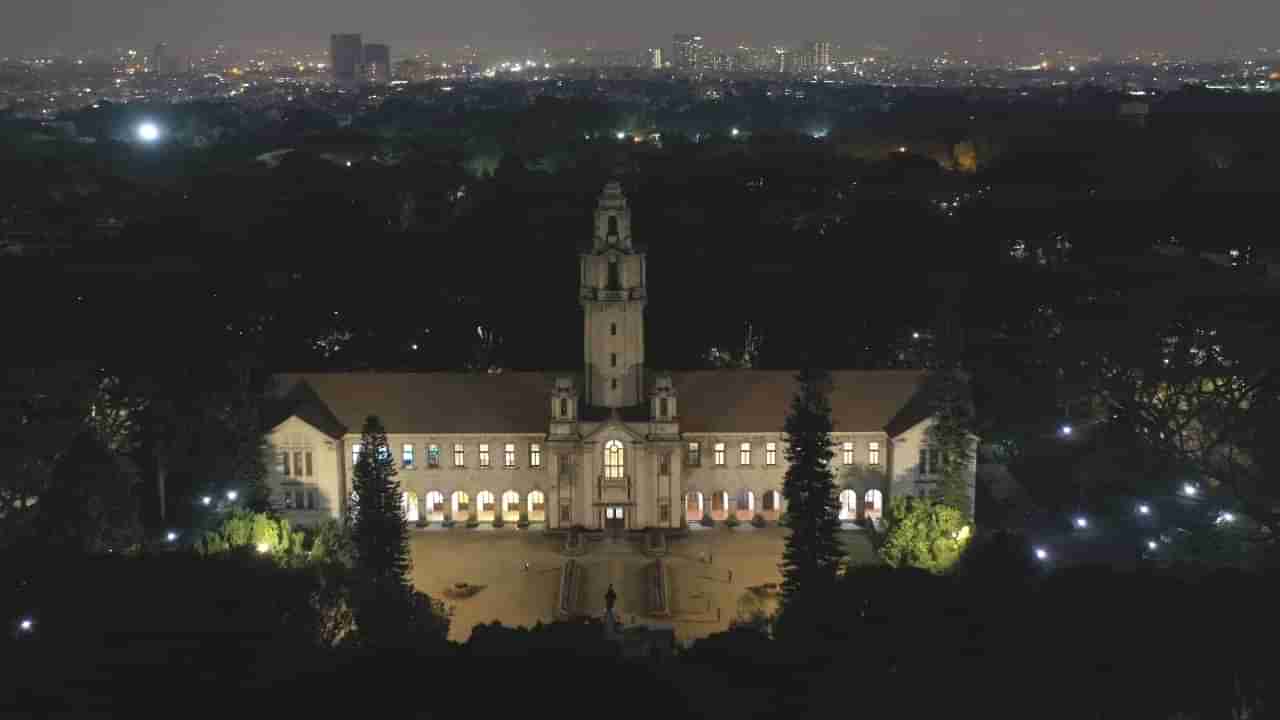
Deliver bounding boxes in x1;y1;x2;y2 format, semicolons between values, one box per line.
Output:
1217;511;1235;524
256;542;270;554
730;127;740;137
1146;540;1159;551
201;496;212;506
1059;425;1073;436
165;531;178;542
226;490;238;501
135;122;160;142
1034;547;1049;561
1137;503;1151;515
1182;483;1197;497
18;618;34;632
1073;516;1088;529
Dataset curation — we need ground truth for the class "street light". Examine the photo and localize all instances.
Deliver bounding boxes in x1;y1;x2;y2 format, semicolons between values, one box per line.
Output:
1059;424;1073;437
1137;503;1151;515
1073;515;1088;529
166;531;178;542
730;127;740;137
18;617;33;633
1217;511;1235;524
135;121;161;142
615;131;625;140
1033;547;1049;561
1146;540;1159;551
256;542;270;554
201;496;212;506
1182;483;1198;497
226;490;238;501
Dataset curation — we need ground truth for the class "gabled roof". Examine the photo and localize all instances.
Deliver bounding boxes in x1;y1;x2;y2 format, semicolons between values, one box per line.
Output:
669;369;928;435
270;369;931;437
266;378;348;438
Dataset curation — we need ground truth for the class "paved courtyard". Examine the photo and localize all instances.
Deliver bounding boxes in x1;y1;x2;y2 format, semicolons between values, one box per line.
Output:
408;526;877;644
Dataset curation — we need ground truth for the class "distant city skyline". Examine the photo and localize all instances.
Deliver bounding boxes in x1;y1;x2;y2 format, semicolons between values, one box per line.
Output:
4;0;1280;61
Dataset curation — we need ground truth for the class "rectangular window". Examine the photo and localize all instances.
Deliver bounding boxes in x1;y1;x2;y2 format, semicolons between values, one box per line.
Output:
842;441;855;465
766;442;777;466
560;502;572;524
307;490;317;510
453;443;465;467
658;453;670;476
293;452;303;478
868;441;880;466
658;502;671;524
739;442;751;466
920;448;941;475
660;398;669;418
402;443;415;468
479;444;490;468
530;443;542;468
427;444;440;468
714;442;726;467
280;452;290;476
687;442;701;466
305;451;313;477
504;443;516;468
352;443;362;467
611;353;617;367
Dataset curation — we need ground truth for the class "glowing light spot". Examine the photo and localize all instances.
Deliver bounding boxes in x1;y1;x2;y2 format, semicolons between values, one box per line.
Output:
136;122;160;142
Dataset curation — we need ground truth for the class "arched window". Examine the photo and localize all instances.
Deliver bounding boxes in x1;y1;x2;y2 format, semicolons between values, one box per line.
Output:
838;489;858;521
425;490;444;514
864;490;884;520
451;491;470;515
685;492;704;522
402;492;419;523
477;490;495;513
762;490;780;511
604;440;625;479
527;490;546;522
501;490;520;521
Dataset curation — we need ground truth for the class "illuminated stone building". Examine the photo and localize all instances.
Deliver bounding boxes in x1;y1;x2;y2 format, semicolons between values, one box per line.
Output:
265;183;973;530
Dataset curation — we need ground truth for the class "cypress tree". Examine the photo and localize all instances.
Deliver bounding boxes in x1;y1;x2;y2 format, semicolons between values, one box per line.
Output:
349;415;411;644
779;368;844;609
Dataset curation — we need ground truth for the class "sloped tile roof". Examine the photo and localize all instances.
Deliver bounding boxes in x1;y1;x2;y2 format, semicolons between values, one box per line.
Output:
669;369;928;434
271;369;929;437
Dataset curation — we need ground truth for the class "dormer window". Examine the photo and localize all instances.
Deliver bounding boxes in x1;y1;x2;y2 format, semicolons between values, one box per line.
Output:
559;397;569;417
607;214;618;239
659;397;669;418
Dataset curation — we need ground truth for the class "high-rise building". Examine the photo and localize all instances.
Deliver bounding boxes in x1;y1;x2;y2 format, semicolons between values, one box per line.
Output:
363;43;390;83
810;41;832;71
330;33;363;87
649;47;663;69
672;34;703;71
153;42;170;74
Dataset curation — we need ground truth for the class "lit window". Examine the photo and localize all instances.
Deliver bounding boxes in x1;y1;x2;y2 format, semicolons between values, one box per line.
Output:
402;443;415;468
604;440;625;479
714;442;726;466
305;451;313;477
477;490;494;512
687;442;701;466
868;441;880;466
453;443;465;467
479;444;490;468
425;491;443;512
352;443;362;466
842;441;854;465
427;444;440;468
504;443;516;468
766;442;777;466
740;442;751;465
281;452;291;476
530;443;542;468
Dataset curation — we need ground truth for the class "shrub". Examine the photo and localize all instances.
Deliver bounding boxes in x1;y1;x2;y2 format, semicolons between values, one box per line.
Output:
700;513;715;528
465;519;480;529
751;514;767;528
725;513;740;528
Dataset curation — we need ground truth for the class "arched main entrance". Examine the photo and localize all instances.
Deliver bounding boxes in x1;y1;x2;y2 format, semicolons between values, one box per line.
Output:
501;490;521;523
425;490;445;522
864;490;884;522
527;490;546;523
402;491;420;523
476;490;496;523
685;492;704;523
451;491;471;522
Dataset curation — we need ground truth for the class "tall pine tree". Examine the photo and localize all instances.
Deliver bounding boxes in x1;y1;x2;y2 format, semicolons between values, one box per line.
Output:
925;370;976;518
779;368;843;609
349;415;412;645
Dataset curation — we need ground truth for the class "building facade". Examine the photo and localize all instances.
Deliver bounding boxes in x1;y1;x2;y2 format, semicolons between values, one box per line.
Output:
363;43;391;84
266;183;974;530
330;33;363;87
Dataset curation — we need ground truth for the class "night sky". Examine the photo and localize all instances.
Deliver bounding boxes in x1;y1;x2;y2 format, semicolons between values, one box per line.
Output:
7;0;1279;60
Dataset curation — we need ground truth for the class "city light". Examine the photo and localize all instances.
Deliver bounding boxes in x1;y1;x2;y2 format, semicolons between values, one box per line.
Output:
1034;547;1049;561
201;496;212;506
166;531;178;542
1059;424;1073;437
730;128;740;137
226;490;239;501
135;122;161;142
1146;540;1159;551
18;618;33;633
1137;503;1151;515
1074;516;1088;529
1217;511;1235;524
1182;483;1198;497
